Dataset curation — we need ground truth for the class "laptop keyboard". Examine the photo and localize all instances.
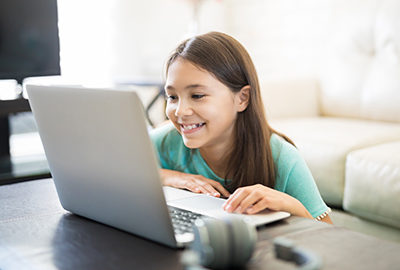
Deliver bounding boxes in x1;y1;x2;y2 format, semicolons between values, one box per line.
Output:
168;206;203;235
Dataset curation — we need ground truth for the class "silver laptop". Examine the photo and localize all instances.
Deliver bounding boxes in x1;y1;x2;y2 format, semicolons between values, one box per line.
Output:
26;85;290;248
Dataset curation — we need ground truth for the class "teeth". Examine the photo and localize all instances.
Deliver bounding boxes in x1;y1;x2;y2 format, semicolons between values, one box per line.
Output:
182;123;204;130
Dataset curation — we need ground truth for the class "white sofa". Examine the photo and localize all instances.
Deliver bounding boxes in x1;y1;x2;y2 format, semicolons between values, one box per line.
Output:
260;0;400;231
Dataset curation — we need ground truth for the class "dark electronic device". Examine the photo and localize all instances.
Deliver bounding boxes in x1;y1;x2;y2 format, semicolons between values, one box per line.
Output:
0;0;60;84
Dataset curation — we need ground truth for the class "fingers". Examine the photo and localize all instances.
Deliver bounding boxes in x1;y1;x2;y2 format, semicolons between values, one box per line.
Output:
182;180;210;195
199;181;221;197
223;186;269;214
182;180;202;193
163;169;230;198
182;177;222;197
223;188;250;213
207;180;231;198
193;176;231;197
168;172;230;198
245;198;268;214
236;192;263;213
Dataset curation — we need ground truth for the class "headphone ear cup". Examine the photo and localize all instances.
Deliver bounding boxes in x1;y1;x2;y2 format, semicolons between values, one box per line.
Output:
203;217;231;269
191;217;230;269
223;217;257;267
191;217;257;269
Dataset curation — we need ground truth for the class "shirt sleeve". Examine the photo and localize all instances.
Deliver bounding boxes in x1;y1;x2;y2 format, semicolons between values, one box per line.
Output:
272;135;329;219
284;158;330;218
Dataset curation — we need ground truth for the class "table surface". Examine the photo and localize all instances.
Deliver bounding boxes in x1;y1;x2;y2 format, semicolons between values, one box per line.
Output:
1;179;399;270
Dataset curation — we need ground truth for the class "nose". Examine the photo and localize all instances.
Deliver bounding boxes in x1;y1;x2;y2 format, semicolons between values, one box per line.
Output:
175;99;193;117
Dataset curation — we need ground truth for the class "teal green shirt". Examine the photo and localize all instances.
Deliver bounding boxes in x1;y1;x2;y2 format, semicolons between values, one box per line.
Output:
150;123;329;218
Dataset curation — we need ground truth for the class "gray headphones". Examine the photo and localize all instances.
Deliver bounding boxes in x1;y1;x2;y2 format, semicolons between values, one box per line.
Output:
182;216;322;270
188;216;257;269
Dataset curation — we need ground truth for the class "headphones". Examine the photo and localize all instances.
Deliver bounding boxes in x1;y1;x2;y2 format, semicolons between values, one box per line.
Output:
182;216;322;270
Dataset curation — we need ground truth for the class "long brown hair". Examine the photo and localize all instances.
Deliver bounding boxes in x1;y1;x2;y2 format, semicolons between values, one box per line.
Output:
165;32;294;191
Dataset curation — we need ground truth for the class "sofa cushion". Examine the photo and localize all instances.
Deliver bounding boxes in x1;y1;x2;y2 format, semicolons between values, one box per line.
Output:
261;79;320;119
343;141;400;229
270;117;400;206
320;0;400;123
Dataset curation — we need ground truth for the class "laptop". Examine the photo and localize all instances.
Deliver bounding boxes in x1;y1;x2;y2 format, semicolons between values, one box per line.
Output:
26;85;290;248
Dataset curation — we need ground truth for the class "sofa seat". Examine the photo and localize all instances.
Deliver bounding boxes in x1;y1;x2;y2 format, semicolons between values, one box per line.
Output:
344;141;400;229
270;117;400;207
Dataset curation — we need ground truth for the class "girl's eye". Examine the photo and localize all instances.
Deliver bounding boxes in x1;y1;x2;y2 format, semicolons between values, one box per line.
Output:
167;95;177;101
192;94;205;99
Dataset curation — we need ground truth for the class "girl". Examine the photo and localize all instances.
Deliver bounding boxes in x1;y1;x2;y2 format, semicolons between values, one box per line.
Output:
150;32;332;224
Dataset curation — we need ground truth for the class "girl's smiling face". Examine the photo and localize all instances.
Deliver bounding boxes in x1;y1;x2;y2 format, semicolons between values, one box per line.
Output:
165;58;243;151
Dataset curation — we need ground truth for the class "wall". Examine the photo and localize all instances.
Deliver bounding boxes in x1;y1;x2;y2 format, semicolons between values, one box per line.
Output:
58;0;384;95
111;0;227;83
58;0;354;83
58;0;227;84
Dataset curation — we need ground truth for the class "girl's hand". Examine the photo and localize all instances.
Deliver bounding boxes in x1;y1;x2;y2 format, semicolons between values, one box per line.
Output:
222;184;312;218
160;169;231;198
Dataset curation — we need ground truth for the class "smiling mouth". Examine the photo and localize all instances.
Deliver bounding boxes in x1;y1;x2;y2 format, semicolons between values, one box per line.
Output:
180;122;206;132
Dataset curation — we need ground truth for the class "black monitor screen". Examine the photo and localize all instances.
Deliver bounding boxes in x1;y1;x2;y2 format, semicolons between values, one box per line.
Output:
0;0;60;83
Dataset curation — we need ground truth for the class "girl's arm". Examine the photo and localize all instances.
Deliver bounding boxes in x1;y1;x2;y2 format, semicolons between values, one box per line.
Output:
222;184;333;224
160;169;231;198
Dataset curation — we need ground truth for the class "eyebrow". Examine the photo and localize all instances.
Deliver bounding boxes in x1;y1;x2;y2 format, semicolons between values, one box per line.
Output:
165;84;207;91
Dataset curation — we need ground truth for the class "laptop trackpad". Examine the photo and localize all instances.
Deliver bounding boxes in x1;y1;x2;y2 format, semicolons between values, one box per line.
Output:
167;194;226;214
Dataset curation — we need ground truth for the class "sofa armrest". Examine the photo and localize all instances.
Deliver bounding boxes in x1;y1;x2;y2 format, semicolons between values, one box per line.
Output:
260;78;321;119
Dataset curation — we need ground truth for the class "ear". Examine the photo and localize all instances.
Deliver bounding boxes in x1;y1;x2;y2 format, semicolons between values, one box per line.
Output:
235;85;250;112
